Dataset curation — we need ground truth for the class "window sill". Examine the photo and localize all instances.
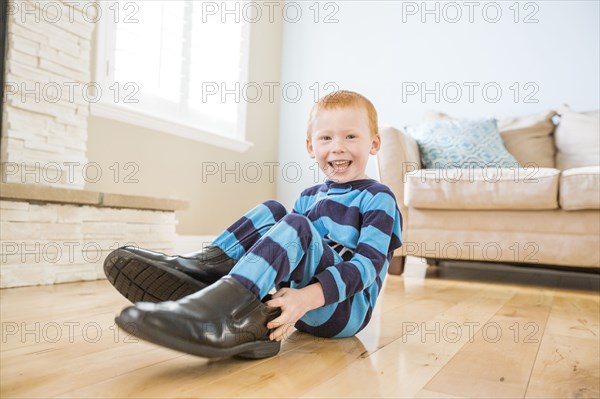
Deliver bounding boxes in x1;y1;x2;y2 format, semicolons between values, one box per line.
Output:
90;102;254;153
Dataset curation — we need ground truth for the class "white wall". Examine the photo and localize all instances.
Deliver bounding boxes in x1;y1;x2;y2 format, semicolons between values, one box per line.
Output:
276;0;600;208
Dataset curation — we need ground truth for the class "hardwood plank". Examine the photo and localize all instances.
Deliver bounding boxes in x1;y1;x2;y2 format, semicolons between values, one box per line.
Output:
424;288;554;398
0;280;128;323
544;293;599;339
413;389;463;398
1;265;598;399
357;283;487;356
0;329;183;398
1;281;131;352
176;287;478;399
1;309;124;351
525;334;600;398
58;332;317;399
524;291;600;398
300;287;516;398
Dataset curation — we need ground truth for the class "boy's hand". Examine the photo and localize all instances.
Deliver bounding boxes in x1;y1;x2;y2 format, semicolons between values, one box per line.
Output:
264;282;325;342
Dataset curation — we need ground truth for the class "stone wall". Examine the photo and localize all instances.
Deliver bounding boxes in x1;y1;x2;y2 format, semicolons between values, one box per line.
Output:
2;0;95;188
0;199;177;288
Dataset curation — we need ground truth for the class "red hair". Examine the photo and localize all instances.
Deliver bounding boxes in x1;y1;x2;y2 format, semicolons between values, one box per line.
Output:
306;90;378;138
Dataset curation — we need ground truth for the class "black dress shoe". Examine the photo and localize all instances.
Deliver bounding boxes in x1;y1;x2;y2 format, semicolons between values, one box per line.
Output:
103;246;237;303
115;276;281;359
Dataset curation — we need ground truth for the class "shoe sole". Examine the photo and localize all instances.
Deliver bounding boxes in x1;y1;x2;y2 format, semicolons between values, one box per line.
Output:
104;249;207;303
115;313;280;360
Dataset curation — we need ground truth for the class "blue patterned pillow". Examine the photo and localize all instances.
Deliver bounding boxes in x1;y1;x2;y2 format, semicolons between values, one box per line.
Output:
406;118;519;169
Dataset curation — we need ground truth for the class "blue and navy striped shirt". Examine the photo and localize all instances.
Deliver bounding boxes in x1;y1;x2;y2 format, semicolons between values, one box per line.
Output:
293;179;403;306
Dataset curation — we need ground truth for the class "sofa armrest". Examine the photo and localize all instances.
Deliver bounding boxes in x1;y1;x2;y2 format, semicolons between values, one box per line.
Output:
376;126;421;210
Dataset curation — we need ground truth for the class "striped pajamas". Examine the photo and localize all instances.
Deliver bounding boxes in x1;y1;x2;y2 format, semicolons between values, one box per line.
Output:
211;179;403;338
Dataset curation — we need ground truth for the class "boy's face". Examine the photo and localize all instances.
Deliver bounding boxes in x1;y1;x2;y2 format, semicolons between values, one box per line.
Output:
307;107;381;184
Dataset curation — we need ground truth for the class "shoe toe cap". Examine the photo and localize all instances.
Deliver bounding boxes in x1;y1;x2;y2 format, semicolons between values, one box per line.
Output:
116;305;146;325
117;304;180;334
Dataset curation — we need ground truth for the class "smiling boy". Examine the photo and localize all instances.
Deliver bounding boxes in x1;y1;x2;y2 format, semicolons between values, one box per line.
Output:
307;91;380;184
108;90;403;359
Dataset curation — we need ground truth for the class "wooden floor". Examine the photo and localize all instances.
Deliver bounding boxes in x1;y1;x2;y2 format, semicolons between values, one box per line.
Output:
1;258;599;398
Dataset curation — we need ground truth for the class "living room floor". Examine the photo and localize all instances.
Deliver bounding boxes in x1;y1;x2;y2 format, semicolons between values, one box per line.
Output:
1;258;599;399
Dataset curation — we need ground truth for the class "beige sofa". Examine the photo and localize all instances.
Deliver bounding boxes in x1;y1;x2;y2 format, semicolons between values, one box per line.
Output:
377;105;600;274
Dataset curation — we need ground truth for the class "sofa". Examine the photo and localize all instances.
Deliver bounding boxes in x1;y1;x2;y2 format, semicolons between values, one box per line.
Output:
376;105;600;275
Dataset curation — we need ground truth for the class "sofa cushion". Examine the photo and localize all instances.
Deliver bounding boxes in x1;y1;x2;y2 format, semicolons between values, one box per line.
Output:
404;168;560;210
424;110;557;168
559;166;600;211
555;105;600;170
496;111;557;168
405;118;519;169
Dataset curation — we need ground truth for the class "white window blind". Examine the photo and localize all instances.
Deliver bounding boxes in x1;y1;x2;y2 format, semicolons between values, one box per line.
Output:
95;0;251;147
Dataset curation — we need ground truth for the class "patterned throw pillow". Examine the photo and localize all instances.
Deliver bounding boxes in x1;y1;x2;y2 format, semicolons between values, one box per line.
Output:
405;118;519;169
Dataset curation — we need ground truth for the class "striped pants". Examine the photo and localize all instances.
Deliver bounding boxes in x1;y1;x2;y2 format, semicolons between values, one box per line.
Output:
211;200;380;338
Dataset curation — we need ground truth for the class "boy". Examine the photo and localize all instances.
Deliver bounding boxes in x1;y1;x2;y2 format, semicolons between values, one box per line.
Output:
107;90;403;359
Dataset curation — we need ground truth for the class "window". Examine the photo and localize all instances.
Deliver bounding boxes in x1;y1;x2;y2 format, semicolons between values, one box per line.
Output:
93;0;252;151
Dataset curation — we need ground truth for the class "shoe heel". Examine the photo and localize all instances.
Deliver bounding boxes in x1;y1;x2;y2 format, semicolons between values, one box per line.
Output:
236;340;281;360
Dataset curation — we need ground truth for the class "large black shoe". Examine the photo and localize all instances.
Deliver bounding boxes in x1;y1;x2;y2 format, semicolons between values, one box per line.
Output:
115;276;281;359
103;246;237;303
